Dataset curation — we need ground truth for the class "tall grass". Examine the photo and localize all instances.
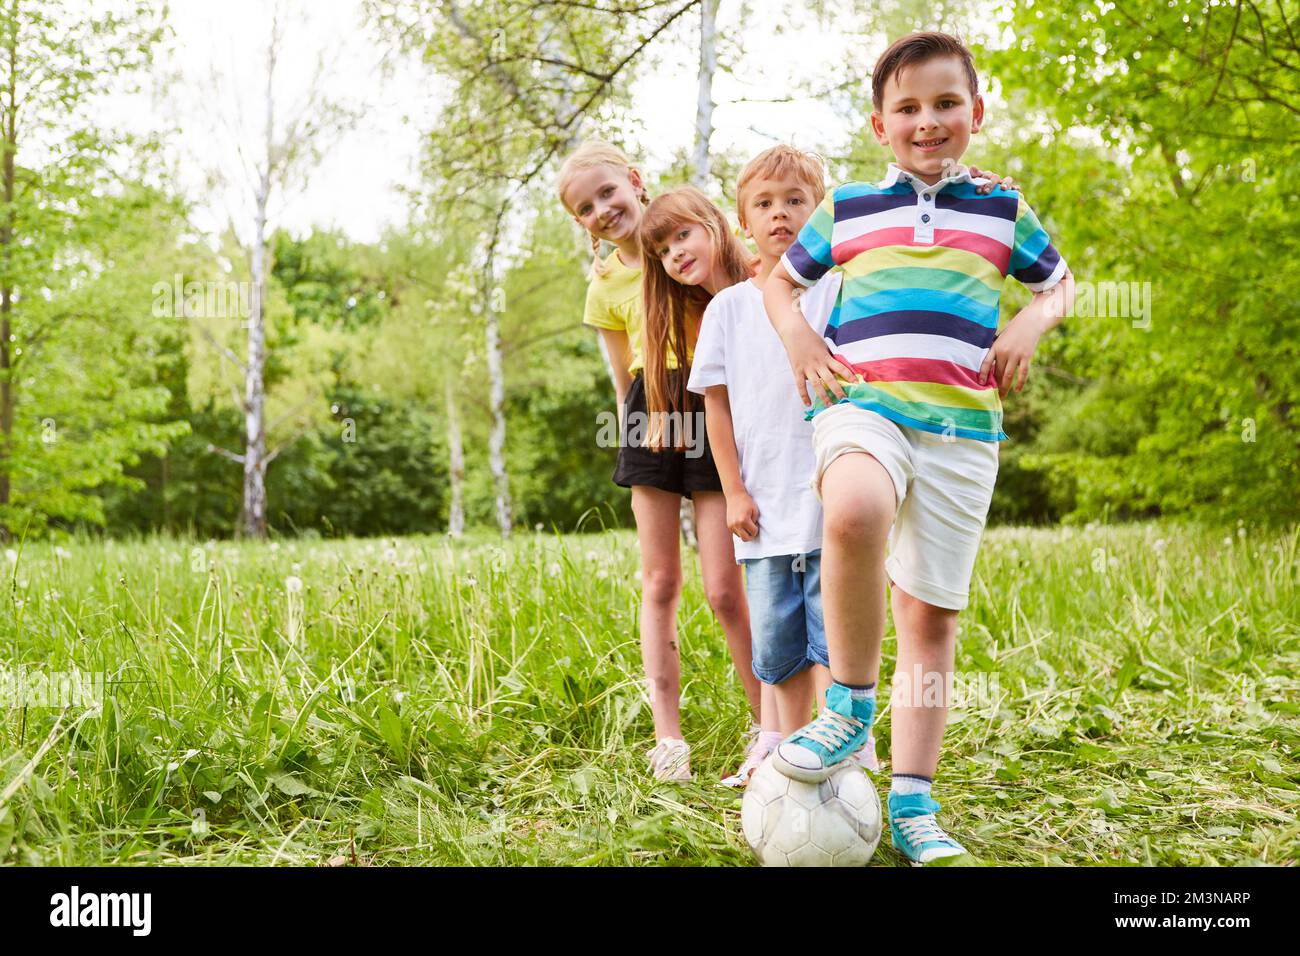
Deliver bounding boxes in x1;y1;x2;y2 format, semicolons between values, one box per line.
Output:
0;522;1296;865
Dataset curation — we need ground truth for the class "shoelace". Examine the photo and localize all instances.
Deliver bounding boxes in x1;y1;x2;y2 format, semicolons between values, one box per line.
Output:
895;814;957;847
797;708;863;752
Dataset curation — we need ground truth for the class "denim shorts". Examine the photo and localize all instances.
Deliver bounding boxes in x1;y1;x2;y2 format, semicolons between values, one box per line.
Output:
740;550;828;685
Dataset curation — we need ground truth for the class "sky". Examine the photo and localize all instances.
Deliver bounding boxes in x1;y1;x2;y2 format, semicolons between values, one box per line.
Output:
95;0;1008;245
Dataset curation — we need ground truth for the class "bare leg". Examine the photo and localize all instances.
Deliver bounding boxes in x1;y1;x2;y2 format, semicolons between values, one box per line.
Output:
632;485;686;740
773;668;816;736
819;453;897;687
888;585;958;778
692;491;761;720
811;663;832;710
760;682;779;734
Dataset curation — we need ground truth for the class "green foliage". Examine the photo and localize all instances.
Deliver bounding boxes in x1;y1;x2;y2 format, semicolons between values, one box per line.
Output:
0;2;184;537
270;385;448;538
272;230;388;332
974;0;1300;525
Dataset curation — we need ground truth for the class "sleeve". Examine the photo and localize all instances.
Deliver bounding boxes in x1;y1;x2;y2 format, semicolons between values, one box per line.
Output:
1009;197;1067;292
778;186;837;288
582;277;625;331
686;297;728;394
798;272;842;337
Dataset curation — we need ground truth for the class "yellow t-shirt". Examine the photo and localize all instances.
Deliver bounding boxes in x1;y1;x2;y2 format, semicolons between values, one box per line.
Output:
582;248;689;373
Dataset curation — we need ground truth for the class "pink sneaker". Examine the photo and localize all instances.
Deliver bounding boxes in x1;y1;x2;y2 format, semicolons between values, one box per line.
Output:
851;730;880;772
721;743;771;788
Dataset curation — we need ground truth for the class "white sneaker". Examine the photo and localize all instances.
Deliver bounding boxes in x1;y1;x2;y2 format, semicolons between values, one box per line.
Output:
646;737;693;781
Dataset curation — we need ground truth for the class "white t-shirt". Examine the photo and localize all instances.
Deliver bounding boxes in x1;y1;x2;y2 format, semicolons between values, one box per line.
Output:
687;273;842;561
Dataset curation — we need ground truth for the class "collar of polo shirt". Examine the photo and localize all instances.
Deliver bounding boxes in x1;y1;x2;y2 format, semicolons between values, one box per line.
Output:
879;161;977;195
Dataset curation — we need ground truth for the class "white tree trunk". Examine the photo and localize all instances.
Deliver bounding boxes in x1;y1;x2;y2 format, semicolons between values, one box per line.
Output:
445;374;465;538
241;27;276;540
677;0;718;550
691;0;718;190
484;235;512;538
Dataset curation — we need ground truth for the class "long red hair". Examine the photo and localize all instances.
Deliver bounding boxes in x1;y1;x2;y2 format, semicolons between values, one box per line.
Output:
640;186;752;450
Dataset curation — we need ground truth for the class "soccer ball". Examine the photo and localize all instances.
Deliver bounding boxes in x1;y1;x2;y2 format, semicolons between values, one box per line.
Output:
741;755;882;866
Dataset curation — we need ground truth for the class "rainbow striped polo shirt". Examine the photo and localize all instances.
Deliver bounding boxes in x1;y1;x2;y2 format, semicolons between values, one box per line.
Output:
780;163;1068;442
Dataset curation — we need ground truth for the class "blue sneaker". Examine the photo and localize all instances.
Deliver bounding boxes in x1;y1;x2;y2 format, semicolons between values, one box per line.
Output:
889;792;968;865
771;684;874;783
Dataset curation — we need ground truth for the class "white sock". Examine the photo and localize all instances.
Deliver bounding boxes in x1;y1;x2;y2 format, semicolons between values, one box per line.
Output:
757;730;782;752
891;773;933;797
846;683;877;701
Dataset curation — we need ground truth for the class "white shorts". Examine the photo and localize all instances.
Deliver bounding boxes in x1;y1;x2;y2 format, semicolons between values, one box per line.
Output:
809;403;999;611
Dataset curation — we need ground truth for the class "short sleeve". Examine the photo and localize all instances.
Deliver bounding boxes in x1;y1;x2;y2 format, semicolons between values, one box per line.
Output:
798;272;842;337
582;279;625;331
1009;197;1067;291
779;188;837;287
686;297;728;394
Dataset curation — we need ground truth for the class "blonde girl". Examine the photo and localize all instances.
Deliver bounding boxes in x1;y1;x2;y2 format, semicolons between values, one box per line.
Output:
559;146;766;783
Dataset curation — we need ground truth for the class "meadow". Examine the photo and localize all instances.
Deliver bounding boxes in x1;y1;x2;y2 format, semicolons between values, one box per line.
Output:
1;521;1296;866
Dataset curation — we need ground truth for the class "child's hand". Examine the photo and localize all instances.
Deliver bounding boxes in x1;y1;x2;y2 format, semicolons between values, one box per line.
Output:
978;311;1045;396
726;490;760;542
785;324;855;408
968;165;1018;195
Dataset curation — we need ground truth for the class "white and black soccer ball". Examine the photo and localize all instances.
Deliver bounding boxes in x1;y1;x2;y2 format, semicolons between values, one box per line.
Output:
741;755;882;866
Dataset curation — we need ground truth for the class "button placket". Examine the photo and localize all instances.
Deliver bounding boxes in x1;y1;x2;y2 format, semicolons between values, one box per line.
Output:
914;191;935;245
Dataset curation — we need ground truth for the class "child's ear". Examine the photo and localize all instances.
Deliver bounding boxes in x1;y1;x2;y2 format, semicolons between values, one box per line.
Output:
970;94;985;134
870;111;889;146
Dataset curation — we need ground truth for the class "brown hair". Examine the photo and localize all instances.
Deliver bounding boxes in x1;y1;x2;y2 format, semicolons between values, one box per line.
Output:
556;139;650;278
639;187;752;450
871;31;979;112
735;145;827;227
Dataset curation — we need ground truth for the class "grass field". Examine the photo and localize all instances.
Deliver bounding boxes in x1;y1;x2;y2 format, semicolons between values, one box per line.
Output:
1;521;1297;866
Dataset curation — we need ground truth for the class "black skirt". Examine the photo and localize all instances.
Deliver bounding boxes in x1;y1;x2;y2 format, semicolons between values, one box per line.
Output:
612;370;724;498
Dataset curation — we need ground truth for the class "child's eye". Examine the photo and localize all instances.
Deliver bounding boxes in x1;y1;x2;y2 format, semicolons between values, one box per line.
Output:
758;200;770;208
678;228;690;240
901;105;917;113
789;197;803;205
939;100;957;109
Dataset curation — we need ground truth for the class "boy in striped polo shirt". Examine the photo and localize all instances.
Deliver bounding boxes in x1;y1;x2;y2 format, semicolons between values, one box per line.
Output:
763;31;1075;864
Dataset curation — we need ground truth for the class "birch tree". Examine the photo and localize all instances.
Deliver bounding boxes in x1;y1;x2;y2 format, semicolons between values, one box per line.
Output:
178;1;358;538
368;0;697;538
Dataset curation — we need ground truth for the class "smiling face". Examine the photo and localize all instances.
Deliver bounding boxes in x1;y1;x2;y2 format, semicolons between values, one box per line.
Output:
740;176;815;261
653;220;717;288
561;163;645;244
870;54;984;184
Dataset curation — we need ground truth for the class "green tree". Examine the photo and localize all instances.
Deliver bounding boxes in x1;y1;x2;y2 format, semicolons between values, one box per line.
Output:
0;0;189;537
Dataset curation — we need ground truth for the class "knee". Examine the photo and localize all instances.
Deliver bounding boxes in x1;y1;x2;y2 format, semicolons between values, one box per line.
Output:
894;587;959;639
705;583;746;621
641;567;682;608
824;496;893;547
